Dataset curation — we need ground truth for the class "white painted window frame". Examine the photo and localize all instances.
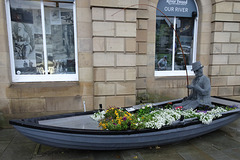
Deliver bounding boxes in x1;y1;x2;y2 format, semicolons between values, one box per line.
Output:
155;1;199;77
5;0;78;82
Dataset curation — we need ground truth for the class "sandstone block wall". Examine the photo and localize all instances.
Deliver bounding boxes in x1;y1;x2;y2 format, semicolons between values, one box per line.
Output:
91;1;139;109
1;0;240;128
0;0;94;128
210;0;240;99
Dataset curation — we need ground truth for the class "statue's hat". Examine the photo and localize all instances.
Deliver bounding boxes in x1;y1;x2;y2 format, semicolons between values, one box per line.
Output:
191;61;203;71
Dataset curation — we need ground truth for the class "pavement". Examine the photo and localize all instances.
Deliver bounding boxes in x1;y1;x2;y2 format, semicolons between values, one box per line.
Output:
0;128;240;160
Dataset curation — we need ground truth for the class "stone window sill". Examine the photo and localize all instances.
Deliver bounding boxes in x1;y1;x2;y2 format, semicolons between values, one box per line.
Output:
155;76;195;80
9;81;80;88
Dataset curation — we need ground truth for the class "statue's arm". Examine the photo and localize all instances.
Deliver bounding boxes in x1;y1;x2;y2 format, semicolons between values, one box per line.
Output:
194;77;211;95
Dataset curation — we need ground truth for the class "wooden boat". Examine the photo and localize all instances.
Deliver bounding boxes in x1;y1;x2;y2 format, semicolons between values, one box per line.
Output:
9;96;240;150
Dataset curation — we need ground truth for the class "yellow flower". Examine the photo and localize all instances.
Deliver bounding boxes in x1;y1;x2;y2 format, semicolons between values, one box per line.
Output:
118;119;121;124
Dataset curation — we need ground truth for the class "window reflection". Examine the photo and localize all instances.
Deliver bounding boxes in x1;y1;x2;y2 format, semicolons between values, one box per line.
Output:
155;16;194;72
155;17;173;71
44;2;75;74
10;0;43;75
175;17;194;70
9;0;75;75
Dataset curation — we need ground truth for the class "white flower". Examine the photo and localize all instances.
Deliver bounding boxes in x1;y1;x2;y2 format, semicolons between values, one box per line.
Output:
147;104;153;108
91;110;106;121
92;106;229;130
197;107;227;125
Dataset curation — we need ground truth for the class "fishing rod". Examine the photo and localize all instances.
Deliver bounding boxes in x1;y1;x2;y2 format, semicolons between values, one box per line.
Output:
112;4;190;96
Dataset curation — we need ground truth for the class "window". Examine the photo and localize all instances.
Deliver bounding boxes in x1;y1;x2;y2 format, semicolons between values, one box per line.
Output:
5;0;78;82
155;0;198;77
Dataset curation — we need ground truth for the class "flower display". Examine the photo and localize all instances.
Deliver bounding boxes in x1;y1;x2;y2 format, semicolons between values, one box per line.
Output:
91;110;105;121
91;103;237;131
93;107;141;130
175;106;183;110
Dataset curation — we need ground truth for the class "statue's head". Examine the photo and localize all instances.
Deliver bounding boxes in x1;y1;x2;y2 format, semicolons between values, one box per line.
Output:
192;61;203;71
192;61;203;76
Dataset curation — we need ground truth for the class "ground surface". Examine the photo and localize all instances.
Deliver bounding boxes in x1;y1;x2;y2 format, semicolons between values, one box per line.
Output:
0;128;240;160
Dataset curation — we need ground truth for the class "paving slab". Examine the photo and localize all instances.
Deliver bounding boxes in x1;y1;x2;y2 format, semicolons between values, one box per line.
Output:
189;139;233;160
33;145;93;160
173;143;214;160
0;128;240;160
200;131;240;150
0;141;10;155
1;142;36;160
91;150;123;160
0;129;17;141
121;150;144;160
222;147;240;160
137;147;184;160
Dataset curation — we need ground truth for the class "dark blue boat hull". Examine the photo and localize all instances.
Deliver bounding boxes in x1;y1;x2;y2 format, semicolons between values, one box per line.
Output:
12;112;240;150
10;96;240;150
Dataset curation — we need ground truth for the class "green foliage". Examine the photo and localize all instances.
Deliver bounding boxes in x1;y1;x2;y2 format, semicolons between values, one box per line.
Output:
92;102;239;131
137;105;155;117
163;102;173;109
224;105;238;111
98;107;143;131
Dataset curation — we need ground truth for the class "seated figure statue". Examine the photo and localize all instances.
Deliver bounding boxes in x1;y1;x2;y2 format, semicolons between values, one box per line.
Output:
173;61;214;110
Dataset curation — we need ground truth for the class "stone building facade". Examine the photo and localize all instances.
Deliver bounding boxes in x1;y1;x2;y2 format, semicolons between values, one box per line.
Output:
0;0;240;128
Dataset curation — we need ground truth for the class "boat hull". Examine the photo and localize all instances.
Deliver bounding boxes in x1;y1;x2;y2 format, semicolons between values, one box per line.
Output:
12;112;240;150
9;96;240;150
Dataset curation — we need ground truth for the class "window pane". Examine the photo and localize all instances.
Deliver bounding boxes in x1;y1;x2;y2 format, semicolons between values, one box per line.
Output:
174;17;194;70
44;2;75;74
10;0;44;75
155;17;174;71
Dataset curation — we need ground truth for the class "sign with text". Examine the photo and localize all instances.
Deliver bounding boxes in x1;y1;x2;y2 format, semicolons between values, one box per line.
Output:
157;0;197;17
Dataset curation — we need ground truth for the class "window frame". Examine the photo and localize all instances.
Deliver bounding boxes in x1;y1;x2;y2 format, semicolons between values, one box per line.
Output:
5;0;78;82
155;1;199;77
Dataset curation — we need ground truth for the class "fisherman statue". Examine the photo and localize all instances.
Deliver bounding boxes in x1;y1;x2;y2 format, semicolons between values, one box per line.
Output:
173;61;214;110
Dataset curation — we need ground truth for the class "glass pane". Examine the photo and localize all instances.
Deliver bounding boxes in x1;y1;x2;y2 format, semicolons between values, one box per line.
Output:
155;17;174;71
44;1;75;74
10;0;45;75
174;17;194;70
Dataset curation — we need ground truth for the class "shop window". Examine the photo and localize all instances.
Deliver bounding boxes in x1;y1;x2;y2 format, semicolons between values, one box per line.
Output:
5;0;78;82
155;0;198;77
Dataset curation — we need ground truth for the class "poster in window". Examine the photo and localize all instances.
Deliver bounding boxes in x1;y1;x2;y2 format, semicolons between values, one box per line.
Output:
34;34;43;44
47;47;54;74
12;21;35;60
35;45;44;74
50;8;61;25
61;10;73;24
15;59;36;75
33;9;42;34
51;25;63;55
11;8;33;24
62;24;74;58
49;24;75;74
34;34;52;45
44;8;51;34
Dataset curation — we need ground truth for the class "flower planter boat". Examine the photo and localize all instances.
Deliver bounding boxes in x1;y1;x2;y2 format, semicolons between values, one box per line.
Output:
9;96;240;150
